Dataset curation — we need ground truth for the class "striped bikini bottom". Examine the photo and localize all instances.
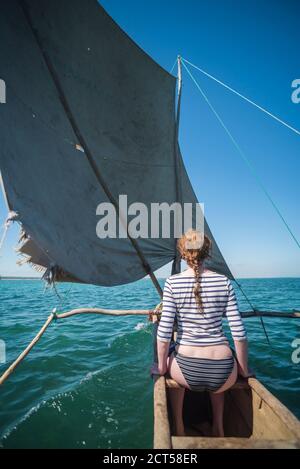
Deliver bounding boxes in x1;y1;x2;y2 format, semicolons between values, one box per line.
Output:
174;352;234;392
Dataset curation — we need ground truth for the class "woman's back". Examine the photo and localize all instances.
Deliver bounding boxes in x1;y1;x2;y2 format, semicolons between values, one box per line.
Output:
157;268;246;348
155;230;249;437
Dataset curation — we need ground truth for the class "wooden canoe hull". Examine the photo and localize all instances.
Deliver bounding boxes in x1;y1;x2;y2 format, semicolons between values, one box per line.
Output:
153;376;300;449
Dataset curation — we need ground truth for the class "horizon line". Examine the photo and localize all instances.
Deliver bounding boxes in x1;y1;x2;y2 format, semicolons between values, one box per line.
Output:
0;275;299;281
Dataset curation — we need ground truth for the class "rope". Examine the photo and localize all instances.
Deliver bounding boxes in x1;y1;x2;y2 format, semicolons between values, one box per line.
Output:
234;280;271;347
58;283;73;308
182;57;300;137
170;58;178;75
180;61;274;345
0;211;18;256
0;223;9;255
181;60;300;251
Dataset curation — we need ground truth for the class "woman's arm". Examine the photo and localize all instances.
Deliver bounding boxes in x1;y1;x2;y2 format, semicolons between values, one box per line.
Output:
234;339;251;377
157;340;169;375
224;279;250;376
155;279;176;375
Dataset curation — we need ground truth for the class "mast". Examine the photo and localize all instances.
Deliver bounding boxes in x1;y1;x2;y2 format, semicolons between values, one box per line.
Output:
171;56;183;275
18;0;163;298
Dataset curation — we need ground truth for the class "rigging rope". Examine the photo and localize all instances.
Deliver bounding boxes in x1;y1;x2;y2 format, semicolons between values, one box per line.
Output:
182;57;300;137
180;60;277;345
233;279;271;347
0;212;18;256
181;59;300;252
0;223;9;255
170;58;178;75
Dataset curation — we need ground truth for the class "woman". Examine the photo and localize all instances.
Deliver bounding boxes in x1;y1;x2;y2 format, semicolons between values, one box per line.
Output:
154;229;250;437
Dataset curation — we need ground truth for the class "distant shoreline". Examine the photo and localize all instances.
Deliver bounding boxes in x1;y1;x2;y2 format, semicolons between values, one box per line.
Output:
0;277;40;280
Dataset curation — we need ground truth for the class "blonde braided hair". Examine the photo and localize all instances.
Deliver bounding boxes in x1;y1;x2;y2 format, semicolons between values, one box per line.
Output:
177;230;212;311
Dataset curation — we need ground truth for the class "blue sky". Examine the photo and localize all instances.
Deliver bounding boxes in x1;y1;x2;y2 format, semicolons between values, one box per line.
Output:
0;0;299;278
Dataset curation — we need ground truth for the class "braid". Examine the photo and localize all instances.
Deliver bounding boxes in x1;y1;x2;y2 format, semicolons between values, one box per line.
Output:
177;230;212;313
192;257;202;311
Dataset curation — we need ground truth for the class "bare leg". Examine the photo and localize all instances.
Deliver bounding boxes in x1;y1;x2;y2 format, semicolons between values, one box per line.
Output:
168;388;185;436
209;392;225;437
209;358;237;437
167;354;190;436
216;358;238;393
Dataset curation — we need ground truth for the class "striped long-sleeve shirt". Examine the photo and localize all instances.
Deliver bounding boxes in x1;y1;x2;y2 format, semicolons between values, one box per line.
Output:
157;270;246;346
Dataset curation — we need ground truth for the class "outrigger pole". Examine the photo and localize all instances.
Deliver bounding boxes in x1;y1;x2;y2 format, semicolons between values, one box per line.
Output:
1;307;299;385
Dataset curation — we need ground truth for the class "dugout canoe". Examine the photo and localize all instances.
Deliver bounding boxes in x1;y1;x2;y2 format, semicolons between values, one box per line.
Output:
153;375;300;449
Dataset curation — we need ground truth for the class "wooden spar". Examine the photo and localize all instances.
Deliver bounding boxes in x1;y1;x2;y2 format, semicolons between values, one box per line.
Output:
56;308;300;319
1;306;299;385
0;308;151;386
171;56;183;275
241;310;300;319
55;308;151;319
0;313;54;385
19;0;162;299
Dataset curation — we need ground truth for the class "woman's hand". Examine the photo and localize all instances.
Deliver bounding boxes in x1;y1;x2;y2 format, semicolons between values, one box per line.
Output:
238;366;255;378
150;363;167;376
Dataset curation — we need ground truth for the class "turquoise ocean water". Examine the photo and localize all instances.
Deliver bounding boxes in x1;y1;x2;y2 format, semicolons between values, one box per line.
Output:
0;277;299;448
